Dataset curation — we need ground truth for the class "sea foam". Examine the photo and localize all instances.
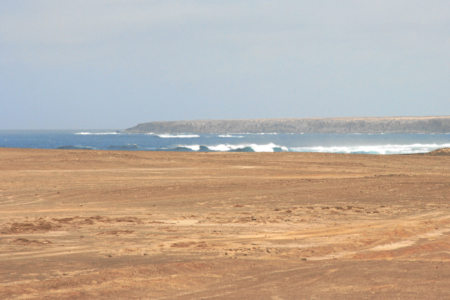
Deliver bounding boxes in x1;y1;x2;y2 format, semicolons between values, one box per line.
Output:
290;143;450;155
218;134;244;138
74;132;119;135
154;134;200;138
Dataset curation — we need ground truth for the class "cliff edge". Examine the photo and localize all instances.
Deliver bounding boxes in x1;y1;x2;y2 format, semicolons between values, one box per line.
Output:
124;116;450;134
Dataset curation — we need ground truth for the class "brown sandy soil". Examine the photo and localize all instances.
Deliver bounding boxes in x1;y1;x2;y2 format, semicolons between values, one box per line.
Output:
1;148;450;299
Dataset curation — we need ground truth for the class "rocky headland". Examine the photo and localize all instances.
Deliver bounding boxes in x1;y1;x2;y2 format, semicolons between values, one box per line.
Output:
125;116;450;134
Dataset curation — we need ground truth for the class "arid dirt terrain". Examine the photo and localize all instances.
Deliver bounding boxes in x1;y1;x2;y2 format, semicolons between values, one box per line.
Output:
1;148;450;299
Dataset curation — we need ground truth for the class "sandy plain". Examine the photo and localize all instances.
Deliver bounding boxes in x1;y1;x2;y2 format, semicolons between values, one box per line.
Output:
1;148;450;299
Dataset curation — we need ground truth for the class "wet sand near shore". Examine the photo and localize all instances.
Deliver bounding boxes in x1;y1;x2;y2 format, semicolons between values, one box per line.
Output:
1;148;450;299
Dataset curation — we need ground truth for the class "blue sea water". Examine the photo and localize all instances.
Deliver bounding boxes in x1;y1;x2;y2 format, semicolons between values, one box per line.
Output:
1;130;450;155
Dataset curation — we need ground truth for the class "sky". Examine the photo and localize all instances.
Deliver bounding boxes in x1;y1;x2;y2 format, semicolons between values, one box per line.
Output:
1;0;450;129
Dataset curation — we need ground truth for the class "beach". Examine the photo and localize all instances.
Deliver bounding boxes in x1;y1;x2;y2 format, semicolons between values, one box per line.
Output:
1;148;450;299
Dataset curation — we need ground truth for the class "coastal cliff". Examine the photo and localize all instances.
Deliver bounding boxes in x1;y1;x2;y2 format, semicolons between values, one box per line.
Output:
124;116;450;134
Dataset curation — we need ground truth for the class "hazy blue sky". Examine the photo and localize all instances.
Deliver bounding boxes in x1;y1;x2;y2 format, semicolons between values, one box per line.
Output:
1;1;450;129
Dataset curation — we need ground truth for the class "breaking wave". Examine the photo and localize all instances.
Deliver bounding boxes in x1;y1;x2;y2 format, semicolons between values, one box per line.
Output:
56;143;450;154
74;132;120;135
147;134;200;138
218;134;244;138
290;143;450;155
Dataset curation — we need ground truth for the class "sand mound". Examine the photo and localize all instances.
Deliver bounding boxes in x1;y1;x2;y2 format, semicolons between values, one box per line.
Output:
427;147;450;155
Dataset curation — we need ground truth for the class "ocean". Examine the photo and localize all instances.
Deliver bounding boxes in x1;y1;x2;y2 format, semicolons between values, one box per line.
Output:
1;130;450;154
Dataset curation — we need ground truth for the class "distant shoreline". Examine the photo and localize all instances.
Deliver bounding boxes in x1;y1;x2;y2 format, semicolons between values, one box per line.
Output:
125;116;450;134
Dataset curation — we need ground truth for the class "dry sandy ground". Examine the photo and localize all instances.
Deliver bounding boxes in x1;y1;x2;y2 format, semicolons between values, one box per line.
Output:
1;148;450;299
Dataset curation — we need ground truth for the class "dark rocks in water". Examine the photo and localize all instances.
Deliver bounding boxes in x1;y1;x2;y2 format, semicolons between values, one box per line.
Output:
124;116;450;134
57;146;93;150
